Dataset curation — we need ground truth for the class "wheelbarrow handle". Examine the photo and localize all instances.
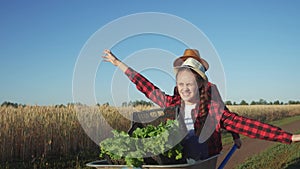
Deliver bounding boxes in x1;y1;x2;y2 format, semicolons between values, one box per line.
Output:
217;144;238;169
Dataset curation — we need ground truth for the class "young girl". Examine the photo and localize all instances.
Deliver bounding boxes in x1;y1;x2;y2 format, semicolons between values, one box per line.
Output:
102;49;300;160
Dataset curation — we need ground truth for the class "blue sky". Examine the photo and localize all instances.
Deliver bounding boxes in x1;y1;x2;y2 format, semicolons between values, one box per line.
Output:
1;0;300;106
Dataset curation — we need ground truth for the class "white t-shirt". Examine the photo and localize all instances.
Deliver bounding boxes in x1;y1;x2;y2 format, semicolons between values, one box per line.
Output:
184;104;196;131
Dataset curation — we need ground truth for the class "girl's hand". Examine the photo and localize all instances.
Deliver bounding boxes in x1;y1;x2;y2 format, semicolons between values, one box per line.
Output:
292;134;300;142
102;49;120;66
234;138;242;149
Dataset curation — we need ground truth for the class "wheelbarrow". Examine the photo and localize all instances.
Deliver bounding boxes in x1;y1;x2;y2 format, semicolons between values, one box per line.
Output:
86;107;237;169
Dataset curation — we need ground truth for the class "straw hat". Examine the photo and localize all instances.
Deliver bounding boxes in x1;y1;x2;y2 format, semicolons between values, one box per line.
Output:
173;49;209;81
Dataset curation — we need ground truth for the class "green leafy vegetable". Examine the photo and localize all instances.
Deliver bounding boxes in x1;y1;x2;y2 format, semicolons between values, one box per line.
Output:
99;119;183;167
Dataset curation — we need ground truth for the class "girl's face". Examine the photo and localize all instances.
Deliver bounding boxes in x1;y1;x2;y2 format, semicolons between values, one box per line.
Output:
176;69;200;105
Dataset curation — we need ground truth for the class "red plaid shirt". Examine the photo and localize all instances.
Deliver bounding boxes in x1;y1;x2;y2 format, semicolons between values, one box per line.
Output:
125;67;293;156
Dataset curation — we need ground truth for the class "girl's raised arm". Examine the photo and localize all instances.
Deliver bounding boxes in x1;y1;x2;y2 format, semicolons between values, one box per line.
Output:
102;49;128;73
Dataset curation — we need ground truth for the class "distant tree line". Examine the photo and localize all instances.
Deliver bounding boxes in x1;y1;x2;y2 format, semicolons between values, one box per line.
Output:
2;99;300;108
121;100;154;107
0;101;77;108
0;100;154;108
95;100;154;107
225;99;300;106
1;101;26;108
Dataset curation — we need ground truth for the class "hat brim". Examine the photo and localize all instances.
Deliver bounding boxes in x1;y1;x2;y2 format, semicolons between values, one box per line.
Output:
174;66;208;81
173;56;209;71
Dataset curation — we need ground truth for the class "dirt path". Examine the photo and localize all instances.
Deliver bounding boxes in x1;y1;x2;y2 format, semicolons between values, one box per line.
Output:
216;119;300;169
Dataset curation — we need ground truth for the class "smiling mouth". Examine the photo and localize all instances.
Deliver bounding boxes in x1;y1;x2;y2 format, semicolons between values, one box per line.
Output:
181;92;191;97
